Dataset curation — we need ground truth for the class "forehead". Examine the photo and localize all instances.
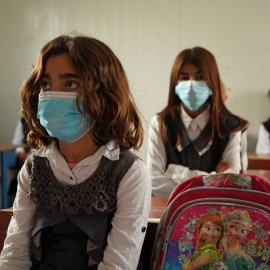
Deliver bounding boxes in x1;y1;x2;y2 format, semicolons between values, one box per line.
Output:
229;218;249;228
44;53;78;75
204;221;213;226
179;62;201;74
203;220;220;227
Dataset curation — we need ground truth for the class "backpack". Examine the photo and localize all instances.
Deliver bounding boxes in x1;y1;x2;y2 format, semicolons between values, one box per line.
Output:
150;173;270;270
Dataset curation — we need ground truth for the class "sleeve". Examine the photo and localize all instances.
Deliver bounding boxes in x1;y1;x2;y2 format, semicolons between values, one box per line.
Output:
222;131;242;173
11;118;25;154
255;124;270;154
0;161;37;269
98;159;152;270
201;248;219;263
147;115;210;198
241;131;248;171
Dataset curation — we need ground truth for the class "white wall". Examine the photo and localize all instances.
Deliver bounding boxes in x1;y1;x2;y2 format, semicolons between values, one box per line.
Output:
0;0;270;162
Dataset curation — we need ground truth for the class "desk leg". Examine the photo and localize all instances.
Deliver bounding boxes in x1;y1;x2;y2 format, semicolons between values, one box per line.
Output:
1;149;16;209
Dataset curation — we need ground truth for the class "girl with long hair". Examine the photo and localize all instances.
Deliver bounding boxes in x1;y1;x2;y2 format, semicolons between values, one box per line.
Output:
0;34;151;269
147;47;249;197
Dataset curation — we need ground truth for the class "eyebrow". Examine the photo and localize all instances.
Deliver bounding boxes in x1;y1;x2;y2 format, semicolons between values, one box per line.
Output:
179;70;203;75
231;221;248;229
42;73;80;80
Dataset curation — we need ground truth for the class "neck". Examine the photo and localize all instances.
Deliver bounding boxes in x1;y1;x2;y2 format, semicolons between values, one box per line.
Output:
182;99;210;118
58;130;99;163
228;240;241;253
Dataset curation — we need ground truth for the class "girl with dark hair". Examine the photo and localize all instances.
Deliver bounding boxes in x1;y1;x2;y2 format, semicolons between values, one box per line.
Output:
147;47;248;197
0;34;151;269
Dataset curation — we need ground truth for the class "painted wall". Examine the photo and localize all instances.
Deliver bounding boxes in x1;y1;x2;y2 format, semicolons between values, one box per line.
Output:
0;0;270;162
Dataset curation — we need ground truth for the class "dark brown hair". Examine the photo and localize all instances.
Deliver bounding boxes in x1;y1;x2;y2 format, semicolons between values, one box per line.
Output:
159;47;249;146
21;34;143;150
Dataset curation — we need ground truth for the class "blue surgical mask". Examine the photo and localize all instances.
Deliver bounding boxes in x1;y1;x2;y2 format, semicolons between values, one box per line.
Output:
37;91;94;143
175;80;212;111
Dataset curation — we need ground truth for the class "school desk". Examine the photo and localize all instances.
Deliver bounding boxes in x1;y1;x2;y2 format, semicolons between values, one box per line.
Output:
247;152;270;170
141;196;168;268
0;144;21;209
0;207;12;251
245;169;270;181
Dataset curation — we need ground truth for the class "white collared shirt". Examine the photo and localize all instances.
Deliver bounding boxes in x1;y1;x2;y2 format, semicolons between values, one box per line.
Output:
0;140;151;270
255;124;270;154
181;104;210;141
147;105;242;197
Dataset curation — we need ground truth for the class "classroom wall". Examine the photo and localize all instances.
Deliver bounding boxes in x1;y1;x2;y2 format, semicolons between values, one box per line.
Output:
0;0;270;162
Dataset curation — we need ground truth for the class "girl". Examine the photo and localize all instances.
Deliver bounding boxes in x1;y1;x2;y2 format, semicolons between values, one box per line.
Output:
255;89;270;154
0;35;151;269
182;215;224;270
247;239;258;256
147;47;249;197
222;210;255;269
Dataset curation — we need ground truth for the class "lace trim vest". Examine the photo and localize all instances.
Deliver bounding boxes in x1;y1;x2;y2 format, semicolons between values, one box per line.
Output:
27;147;139;268
27;147;138;215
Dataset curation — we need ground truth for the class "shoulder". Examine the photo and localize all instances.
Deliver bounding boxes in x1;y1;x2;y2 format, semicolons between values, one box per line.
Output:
25;143;55;168
221;112;240;131
150;114;160;125
121;157;150;186
262;118;270;125
148;114;161;133
262;119;270;133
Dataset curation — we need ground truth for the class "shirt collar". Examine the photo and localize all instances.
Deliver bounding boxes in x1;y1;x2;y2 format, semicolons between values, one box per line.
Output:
35;139;120;168
180;103;210;131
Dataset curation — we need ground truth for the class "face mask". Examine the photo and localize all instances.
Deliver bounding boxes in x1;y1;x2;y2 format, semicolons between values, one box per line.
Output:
175;80;212;111
37;91;94;143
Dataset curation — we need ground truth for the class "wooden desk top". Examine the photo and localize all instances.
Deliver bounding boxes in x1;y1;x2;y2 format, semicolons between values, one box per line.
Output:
245;169;270;180
247;152;270;170
248;152;270;160
148;197;168;222
0;144;24;152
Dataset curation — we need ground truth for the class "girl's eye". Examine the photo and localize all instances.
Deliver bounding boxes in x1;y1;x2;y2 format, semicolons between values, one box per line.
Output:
229;225;236;231
216;228;221;232
179;75;190;81
195;75;204;80
66;81;79;89
40;81;51;91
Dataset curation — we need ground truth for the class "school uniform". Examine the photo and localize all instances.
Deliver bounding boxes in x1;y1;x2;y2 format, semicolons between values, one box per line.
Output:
9;117;31;197
147;104;242;197
0;140;151;270
255;119;270;154
12;117;31;160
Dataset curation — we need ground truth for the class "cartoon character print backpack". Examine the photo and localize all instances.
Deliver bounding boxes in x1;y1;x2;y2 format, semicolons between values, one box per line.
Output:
150;173;270;270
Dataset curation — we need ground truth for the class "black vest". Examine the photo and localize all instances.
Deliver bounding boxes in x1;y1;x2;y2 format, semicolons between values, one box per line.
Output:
263;119;270;134
27;147;138;269
163;112;239;173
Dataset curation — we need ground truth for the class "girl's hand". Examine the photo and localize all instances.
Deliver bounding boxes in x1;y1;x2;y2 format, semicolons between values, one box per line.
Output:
215;160;231;173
